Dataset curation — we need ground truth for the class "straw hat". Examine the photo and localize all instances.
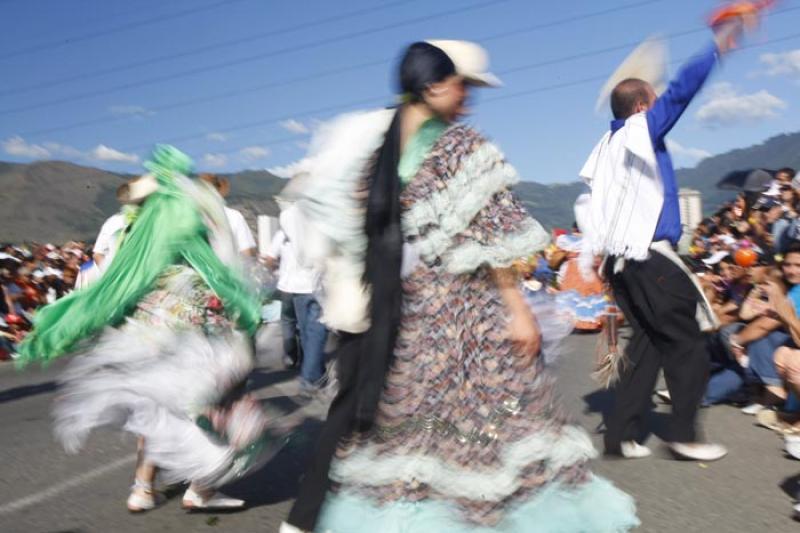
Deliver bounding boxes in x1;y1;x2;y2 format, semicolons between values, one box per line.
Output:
426;40;502;87
595;36;669;112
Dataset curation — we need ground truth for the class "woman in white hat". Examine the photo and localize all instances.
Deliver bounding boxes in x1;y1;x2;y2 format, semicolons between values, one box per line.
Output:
282;41;638;532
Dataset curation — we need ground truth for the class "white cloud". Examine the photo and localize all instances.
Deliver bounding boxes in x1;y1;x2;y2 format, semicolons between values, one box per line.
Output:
666;139;712;165
2;136;51;158
280;119;309;135
695;82;787;128
206;132;228;142
109;105;154;118
2;135;141;166
203;153;228;167
89;144;139;164
759;50;800;78
239;146;271;162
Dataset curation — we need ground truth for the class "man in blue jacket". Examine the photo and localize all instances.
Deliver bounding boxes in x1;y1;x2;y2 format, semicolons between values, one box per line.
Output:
582;20;747;462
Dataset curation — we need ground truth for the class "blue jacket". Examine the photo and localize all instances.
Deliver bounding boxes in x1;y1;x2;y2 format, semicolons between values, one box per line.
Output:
611;41;720;246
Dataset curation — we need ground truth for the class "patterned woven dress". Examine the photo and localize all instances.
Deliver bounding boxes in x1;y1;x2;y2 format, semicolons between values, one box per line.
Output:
315;120;639;532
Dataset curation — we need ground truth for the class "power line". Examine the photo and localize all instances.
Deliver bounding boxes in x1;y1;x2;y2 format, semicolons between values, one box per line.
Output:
0;0;419;97
0;0;251;61
20;1;800;139
11;0;676;136
144;30;800;162
0;0;510;117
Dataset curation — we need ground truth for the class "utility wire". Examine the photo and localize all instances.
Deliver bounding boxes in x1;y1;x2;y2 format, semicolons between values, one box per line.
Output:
0;0;251;61
0;0;419;97
141;30;800;161
19;2;800;138
11;0;676;135
0;0;510;116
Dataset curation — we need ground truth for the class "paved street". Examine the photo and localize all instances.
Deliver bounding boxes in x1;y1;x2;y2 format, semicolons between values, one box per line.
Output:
1;327;799;533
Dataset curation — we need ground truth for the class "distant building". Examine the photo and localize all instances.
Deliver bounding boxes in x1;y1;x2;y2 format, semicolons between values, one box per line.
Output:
677;188;703;254
679;188;703;231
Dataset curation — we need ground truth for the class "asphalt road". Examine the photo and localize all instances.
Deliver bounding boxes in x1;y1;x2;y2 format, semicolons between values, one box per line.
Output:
1;326;799;533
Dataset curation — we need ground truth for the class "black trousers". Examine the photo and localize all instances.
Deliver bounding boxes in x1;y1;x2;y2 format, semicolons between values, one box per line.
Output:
286;335;361;531
604;252;710;453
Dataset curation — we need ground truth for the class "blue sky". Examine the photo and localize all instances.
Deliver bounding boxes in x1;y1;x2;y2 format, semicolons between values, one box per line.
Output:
1;0;799;183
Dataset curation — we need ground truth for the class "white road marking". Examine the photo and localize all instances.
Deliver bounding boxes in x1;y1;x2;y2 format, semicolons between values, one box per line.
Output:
0;453;136;515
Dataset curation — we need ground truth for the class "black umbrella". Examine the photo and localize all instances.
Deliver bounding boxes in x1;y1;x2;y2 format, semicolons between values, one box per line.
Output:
716;168;774;192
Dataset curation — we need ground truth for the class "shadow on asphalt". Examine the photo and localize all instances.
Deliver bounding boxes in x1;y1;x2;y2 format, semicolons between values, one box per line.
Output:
582;387;671;443
780;472;800;500
0;380;57;404
220;416;323;508
248;368;298;391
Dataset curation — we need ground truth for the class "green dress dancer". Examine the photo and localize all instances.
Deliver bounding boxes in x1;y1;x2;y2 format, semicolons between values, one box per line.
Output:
20;146;285;497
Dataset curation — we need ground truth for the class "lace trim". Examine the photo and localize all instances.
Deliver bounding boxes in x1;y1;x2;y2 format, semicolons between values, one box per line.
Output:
330;424;597;501
443;218;550;274
402;142;519;254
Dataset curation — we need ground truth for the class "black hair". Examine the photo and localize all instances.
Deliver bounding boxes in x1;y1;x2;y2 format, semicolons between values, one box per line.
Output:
785;242;800;258
610;78;652;120
398;42;456;102
778;167;797;178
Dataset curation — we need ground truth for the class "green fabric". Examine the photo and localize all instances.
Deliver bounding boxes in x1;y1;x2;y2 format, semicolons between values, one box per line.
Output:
397;117;448;186
18;145;260;365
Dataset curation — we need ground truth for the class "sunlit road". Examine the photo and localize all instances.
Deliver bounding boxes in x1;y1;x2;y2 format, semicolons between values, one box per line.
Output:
1;327;798;532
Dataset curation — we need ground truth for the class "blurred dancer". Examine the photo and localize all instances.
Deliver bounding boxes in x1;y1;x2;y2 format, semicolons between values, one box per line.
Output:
578;20;751;461
266;201;328;392
199;173;257;257
281;40;638;533
20;146;286;512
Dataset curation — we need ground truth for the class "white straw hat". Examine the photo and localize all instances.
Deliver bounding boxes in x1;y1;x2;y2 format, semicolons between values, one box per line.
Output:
595;35;669;112
426;39;502;87
124;173;159;204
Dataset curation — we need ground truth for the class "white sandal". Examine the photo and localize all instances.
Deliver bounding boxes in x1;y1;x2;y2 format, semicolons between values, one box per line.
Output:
126;478;164;513
181;486;245;510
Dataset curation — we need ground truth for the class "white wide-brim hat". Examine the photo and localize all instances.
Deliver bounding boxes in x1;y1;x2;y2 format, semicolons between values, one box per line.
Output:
595;35;669;112
426;39;502;87
124;173;159;204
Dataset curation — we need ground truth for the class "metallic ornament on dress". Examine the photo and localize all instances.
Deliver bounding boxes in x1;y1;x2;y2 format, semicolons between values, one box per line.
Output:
375;396;523;446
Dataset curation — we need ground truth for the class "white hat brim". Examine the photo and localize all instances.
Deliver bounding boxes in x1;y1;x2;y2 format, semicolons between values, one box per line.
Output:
126;174;159;203
595;35;669;113
465;71;502;88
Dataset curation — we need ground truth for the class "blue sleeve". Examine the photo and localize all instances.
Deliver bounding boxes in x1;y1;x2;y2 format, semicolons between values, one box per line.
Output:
647;41;720;143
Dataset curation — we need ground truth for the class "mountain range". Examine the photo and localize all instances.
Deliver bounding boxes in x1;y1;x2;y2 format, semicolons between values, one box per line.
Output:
2;130;799;244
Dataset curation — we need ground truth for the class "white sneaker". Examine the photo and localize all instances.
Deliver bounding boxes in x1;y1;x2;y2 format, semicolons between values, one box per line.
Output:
741;403;766;415
669;442;728;461
620;440;652;459
279;523;311;533
182;487;245;510
793;501;800;520
655;389;672;404
785;435;800;460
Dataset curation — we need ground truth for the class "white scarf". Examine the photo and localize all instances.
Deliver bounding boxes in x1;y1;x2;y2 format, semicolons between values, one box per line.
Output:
577;112;663;266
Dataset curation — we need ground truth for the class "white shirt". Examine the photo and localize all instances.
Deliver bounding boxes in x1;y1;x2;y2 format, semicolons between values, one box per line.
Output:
267;206;316;294
224;206;256;253
93;212;127;271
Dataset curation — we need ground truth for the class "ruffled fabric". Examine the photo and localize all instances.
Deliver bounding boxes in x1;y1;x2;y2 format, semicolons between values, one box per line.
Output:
53;278;289;488
400;127;549;275
18;146;260;364
330;425;596;501
318;475;639;533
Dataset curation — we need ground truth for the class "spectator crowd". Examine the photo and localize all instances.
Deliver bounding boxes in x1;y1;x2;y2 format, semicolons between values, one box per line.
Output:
0;242;90;359
6;167;800;448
